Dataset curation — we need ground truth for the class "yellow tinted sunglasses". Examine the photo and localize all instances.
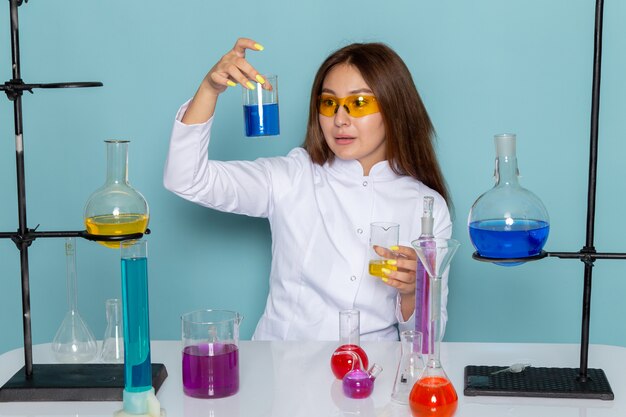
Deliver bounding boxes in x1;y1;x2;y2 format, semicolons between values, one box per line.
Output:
318;94;380;118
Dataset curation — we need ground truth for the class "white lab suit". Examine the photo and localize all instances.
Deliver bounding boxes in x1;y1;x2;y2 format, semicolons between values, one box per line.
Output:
164;102;452;341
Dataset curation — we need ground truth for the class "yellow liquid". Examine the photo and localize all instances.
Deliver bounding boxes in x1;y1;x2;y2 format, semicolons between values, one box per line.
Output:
85;213;149;249
369;260;398;278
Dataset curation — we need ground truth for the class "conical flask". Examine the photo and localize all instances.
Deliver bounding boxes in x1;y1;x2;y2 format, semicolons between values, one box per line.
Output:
409;238;460;417
391;330;424;404
84;140;149;249
468;134;549;264
101;298;124;363
51;238;98;363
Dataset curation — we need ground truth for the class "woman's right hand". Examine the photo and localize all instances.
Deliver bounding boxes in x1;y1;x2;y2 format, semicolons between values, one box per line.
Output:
182;37;267;125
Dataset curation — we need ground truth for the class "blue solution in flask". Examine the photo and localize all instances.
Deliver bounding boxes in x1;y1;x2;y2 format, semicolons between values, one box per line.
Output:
468;134;550;266
121;240;152;393
244;103;280;137
469;219;549;259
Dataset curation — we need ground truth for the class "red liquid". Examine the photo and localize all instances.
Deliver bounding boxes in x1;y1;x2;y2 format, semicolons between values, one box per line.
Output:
409;376;458;417
182;343;239;398
330;344;369;379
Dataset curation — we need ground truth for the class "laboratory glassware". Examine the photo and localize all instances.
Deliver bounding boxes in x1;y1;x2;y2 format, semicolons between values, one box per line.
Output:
242;74;280;137
391;330;424;404
331;309;369;379
409;238;460;417
84;140;149;248
181;309;243;398
51;237;98;363
101;298;124;363
415;196;434;354
368;222;400;278
120;239;158;415
468;134;549;264
343;361;383;399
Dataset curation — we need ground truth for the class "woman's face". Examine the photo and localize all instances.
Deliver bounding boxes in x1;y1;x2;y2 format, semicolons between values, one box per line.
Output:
318;64;386;176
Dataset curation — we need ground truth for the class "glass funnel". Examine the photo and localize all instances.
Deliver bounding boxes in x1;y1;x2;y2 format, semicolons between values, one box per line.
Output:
84;140;149;249
468;134;549;264
409;238;460;417
51;238;98;363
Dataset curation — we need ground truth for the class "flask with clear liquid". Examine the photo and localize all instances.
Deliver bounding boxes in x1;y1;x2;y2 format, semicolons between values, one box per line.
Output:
468;134;549;264
415;196;434;354
84;140;149;248
51;237;98;363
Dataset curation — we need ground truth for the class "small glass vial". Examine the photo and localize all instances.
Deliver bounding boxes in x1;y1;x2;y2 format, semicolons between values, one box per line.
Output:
101;298;124;363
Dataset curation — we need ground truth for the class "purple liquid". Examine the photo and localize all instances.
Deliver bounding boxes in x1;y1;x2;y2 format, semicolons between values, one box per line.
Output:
182;343;239;398
342;369;374;399
243;103;280;137
469;219;549;260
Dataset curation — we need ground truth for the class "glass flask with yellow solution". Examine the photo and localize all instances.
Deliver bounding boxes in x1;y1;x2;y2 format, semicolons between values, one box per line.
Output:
84;140;149;248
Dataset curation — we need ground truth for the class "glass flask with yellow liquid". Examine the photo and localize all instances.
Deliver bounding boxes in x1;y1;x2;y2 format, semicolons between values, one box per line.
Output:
84;140;149;248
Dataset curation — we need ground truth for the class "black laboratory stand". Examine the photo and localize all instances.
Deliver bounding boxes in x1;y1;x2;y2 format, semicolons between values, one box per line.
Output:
0;0;166;401
465;0;616;400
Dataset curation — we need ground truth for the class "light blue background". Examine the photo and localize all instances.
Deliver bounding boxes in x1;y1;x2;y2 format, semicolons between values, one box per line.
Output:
1;0;625;356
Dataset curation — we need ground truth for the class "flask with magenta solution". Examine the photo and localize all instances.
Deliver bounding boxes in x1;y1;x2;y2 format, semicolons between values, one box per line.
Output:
468;134;549;265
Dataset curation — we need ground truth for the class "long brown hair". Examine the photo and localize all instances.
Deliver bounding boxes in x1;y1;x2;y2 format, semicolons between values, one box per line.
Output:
303;42;450;205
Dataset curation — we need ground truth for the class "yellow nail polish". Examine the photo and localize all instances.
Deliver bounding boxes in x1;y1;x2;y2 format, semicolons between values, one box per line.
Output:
255;74;266;84
226;80;237;87
246;81;256;90
382;277;389;283
386;259;397;266
390;245;400;251
254;43;265;51
382;268;392;276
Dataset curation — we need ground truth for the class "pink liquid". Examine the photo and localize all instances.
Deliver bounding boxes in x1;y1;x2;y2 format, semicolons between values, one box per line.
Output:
330;344;369;379
182;343;239;398
342;369;374;399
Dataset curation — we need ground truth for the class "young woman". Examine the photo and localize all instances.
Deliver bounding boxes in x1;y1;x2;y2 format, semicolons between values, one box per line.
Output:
164;38;452;341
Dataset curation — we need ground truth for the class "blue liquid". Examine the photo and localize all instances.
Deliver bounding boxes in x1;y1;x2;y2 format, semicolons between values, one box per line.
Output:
121;257;152;392
469;219;549;263
243;103;280;137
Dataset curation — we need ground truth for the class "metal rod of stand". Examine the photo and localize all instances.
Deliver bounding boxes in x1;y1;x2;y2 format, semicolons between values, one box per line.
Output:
578;0;604;382
8;0;34;379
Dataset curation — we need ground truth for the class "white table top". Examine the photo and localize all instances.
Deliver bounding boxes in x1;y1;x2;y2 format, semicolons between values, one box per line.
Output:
0;340;624;416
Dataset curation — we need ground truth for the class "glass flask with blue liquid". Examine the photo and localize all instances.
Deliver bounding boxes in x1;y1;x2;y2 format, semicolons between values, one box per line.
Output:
468;134;549;265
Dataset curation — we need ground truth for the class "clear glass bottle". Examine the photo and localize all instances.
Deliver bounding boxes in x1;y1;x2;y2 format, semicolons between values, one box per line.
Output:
415;196;434;354
330;309;369;380
51;238;98;363
84;140;149;249
468;134;549;264
101;298;124;363
410;238;460;417
391;330;424;404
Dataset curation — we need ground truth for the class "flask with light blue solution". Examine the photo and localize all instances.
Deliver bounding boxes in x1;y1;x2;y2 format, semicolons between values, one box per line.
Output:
468;134;549;265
